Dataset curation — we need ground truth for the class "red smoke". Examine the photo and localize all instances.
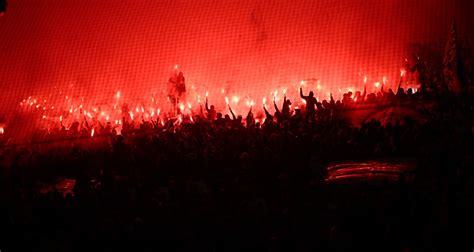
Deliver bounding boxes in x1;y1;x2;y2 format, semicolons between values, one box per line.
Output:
0;0;472;127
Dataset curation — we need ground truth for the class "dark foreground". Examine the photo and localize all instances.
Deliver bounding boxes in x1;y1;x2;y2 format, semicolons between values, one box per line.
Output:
0;96;473;251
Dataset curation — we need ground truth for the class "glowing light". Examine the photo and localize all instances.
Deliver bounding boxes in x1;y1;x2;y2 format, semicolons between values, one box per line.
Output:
282;88;287;95
106;116;110;121
301;99;307;105
374;82;380;88
300;80;305;86
232;96;239;103
197;95;201;104
116;91;121;99
382;76;387;84
262;97;266;105
221;88;225;94
69;108;73;114
364;76;368;84
179;103;185;111
42;115;46;119
130;112;134;120
205;91;209;97
175;64;178;70
0;127;4;134
225;96;229;105
59;116;63;122
187;102;192;109
400;69;406;77
295;106;299;110
157;108;161;115
91;129;95;137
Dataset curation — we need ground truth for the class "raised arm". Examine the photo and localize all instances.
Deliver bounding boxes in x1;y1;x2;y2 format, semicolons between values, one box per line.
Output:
263;105;271;118
228;104;237;120
330;93;335;103
205;98;210;112
273;100;281;114
300;87;306;99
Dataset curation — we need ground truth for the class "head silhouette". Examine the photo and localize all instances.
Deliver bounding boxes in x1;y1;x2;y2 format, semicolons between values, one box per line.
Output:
309;91;314;97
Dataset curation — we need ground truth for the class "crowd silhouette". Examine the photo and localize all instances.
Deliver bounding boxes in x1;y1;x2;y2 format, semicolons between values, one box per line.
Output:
0;84;474;251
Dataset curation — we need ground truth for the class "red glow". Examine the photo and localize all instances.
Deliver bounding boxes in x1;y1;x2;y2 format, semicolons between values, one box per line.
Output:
0;0;469;137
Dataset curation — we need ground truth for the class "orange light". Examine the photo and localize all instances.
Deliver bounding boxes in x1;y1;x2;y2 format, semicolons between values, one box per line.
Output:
374;82;380;88
91;129;95;137
232;96;239;103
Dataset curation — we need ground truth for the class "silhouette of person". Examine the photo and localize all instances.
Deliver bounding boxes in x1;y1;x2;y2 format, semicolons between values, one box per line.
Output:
300;87;317;121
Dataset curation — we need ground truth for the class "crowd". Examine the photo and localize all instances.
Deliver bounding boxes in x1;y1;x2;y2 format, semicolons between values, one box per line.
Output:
4;86;426;144
0;86;474;251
